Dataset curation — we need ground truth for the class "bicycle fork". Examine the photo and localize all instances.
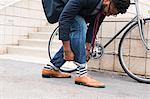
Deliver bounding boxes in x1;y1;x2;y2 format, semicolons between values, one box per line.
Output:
138;19;150;50
135;0;150;50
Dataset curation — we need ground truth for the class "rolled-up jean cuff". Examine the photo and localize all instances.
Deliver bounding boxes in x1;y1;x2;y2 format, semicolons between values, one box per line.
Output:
73;61;87;69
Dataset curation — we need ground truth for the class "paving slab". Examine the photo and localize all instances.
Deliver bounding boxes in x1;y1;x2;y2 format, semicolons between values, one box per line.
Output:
0;59;150;99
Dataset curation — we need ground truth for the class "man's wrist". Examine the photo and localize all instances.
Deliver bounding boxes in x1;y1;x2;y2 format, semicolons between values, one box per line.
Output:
62;40;72;51
86;43;91;51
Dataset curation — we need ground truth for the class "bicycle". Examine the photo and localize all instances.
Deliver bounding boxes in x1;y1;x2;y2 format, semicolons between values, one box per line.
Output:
48;0;150;84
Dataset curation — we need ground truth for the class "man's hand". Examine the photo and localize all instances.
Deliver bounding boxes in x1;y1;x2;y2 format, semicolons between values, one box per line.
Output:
86;49;90;62
86;43;91;62
62;41;74;61
64;50;74;61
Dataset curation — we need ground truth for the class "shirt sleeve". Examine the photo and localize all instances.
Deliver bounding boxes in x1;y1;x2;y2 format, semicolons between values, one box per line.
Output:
58;0;86;41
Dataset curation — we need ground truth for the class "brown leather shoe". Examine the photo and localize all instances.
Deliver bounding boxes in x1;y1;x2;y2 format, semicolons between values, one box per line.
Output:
42;69;71;78
75;76;105;88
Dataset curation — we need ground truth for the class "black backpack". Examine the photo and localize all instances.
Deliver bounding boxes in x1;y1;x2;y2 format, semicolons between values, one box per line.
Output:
42;0;68;24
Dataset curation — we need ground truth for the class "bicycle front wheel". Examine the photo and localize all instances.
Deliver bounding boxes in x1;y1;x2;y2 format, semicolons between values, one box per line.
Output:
119;18;150;83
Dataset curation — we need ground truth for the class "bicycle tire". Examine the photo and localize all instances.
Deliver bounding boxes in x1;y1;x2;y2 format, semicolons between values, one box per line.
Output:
48;26;77;73
48;26;59;60
119;18;150;84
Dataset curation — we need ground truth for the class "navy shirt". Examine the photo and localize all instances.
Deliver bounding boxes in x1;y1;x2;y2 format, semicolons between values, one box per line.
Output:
59;0;106;43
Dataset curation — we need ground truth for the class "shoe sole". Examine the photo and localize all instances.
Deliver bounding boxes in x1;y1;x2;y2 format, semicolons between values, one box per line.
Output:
42;74;53;78
42;74;71;78
75;81;105;88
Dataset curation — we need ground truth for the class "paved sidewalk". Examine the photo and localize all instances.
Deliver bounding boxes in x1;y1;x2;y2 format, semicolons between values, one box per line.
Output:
0;59;150;99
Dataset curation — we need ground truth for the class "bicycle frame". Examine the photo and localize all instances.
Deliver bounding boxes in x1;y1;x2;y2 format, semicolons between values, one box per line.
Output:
103;0;149;50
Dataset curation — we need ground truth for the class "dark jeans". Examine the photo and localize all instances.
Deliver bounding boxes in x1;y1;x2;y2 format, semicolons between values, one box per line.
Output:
51;16;87;68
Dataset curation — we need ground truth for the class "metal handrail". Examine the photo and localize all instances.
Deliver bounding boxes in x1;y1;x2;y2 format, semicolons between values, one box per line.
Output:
0;0;23;10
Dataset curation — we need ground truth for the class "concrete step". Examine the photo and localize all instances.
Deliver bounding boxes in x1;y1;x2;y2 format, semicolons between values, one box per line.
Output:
37;26;58;32
19;38;62;48
29;32;51;40
7;46;49;58
19;39;48;48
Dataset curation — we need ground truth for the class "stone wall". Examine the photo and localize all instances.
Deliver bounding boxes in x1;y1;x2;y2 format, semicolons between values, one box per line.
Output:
88;17;150;76
0;0;47;54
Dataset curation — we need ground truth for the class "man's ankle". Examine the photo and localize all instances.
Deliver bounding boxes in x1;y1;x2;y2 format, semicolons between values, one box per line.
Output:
76;65;87;77
44;63;59;71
